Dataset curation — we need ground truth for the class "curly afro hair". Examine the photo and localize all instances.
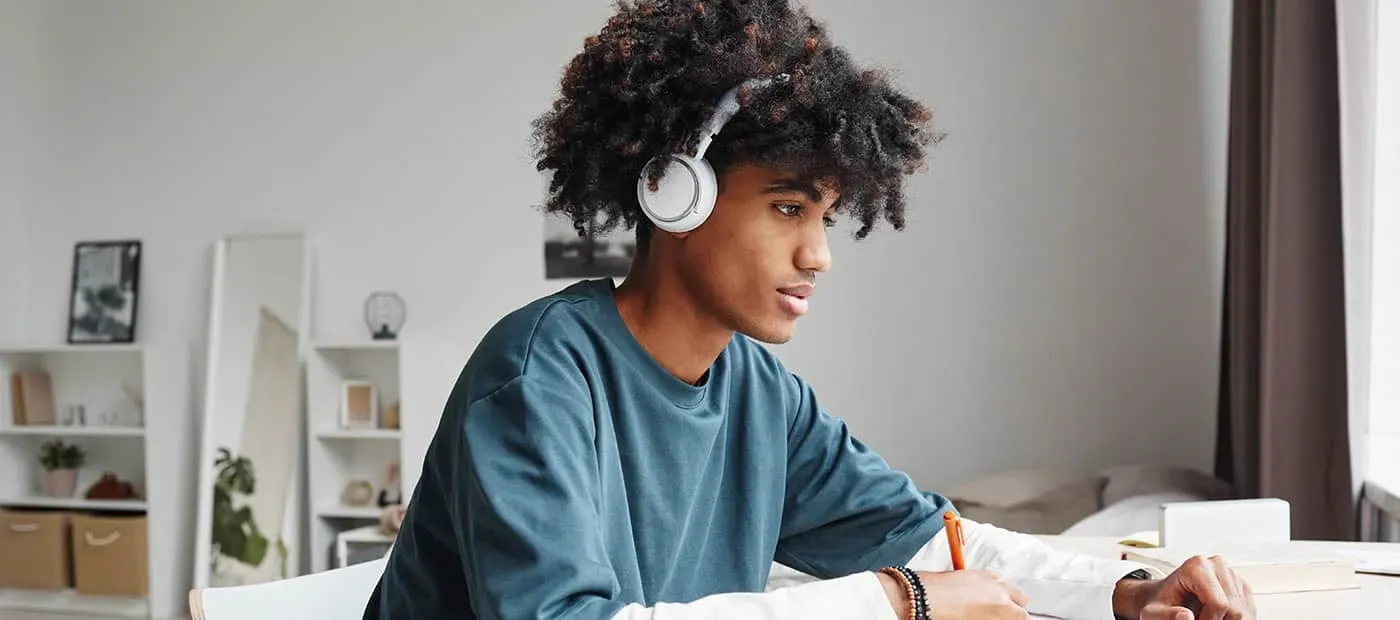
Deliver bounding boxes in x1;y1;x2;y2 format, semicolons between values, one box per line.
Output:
531;0;940;241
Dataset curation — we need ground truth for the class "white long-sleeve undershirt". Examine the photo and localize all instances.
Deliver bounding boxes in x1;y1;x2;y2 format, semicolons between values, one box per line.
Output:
603;518;1162;620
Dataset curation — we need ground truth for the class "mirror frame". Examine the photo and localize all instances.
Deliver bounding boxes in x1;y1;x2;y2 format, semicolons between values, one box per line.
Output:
191;232;313;589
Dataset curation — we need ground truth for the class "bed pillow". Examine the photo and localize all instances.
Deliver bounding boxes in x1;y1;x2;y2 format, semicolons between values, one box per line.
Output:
1060;490;1208;537
1097;465;1234;508
944;469;1106;535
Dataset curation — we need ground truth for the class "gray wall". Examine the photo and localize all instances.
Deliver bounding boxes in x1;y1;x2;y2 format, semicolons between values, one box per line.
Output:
2;0;1232;495
0;0;47;342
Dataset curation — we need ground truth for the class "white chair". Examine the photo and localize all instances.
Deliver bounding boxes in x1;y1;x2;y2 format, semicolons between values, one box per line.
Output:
189;558;387;620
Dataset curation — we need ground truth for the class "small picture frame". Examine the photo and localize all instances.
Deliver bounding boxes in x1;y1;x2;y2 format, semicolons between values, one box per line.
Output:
340;380;378;429
67;240;142;344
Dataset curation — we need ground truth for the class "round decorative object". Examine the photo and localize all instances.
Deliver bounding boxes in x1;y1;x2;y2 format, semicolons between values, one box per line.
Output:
364;291;406;340
341;480;375;507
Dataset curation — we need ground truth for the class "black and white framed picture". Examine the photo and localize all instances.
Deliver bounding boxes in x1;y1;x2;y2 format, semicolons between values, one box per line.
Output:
67;240;142;344
544;214;636;280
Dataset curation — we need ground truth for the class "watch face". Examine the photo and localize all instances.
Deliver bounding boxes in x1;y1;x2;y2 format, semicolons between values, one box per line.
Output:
1125;568;1153;580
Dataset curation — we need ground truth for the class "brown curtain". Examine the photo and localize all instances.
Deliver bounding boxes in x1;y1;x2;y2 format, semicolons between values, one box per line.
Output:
1213;0;1354;541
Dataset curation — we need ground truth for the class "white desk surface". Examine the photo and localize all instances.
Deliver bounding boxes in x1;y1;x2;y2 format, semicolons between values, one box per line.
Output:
1038;535;1400;619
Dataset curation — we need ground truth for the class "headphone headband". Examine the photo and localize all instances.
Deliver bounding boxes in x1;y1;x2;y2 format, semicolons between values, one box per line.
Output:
694;73;790;159
637;73;790;234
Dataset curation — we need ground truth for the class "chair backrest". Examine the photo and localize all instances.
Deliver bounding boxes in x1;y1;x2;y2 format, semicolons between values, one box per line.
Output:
190;558;386;620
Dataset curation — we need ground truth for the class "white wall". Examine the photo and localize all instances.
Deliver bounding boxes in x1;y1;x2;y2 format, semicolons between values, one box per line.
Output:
0;1;48;343
778;0;1232;485
8;0;1230;498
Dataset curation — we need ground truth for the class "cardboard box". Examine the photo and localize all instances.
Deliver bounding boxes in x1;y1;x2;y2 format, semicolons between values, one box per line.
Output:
0;509;72;590
70;513;148;597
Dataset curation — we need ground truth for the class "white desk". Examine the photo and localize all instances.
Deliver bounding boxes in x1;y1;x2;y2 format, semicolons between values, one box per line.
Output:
1039;535;1400;619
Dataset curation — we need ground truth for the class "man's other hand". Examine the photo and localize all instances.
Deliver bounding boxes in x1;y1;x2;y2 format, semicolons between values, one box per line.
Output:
1113;555;1257;620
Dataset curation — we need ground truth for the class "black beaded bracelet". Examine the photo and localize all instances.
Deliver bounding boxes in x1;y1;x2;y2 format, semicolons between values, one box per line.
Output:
895;566;930;620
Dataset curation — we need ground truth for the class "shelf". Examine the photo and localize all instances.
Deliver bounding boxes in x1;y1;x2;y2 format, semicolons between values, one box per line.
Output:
0;496;147;512
318;505;384;520
316;428;400;441
0;588;148;618
0;343;145;355
311;340;400;352
306;337;404;574
0;425;144;438
339;524;396;543
0;339;186;617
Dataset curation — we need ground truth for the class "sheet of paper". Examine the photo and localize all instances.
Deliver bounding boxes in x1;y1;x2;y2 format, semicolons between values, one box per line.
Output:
1332;549;1400;576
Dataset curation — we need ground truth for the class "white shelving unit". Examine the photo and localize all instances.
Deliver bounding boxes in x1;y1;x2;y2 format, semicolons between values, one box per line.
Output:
314;428;400;441
315;505;384;520
0;425;146;438
0;343;195;620
304;340;403;574
0;496;148;512
0;588;151;618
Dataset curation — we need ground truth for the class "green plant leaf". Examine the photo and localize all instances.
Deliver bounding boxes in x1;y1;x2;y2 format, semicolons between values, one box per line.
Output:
210;448;267;567
38;439;85;470
243;530;269;566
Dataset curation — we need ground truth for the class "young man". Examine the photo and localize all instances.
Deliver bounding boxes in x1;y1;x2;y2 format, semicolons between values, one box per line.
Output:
366;2;1256;619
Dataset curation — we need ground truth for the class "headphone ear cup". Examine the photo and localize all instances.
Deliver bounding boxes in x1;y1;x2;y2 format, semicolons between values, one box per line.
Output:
637;154;717;233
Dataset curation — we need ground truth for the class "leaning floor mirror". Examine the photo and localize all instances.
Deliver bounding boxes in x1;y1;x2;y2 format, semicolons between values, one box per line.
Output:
192;233;310;589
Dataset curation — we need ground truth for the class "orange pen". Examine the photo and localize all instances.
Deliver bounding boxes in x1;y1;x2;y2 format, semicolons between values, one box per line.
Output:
944;511;966;570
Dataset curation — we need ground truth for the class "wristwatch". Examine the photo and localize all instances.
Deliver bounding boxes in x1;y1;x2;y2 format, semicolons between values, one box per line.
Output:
1121;568;1153;581
1120;571;1153;585
1114;568;1156;620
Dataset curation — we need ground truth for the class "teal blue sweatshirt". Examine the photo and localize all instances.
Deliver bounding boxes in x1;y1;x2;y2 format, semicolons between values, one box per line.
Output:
364;278;954;619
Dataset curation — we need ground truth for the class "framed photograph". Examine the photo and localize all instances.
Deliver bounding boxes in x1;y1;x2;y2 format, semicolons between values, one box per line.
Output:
544;214;635;280
67;240;142;344
340;380;378;429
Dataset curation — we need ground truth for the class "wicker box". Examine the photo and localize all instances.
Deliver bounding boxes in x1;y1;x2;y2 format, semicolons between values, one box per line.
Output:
70;513;148;597
0;509;72;590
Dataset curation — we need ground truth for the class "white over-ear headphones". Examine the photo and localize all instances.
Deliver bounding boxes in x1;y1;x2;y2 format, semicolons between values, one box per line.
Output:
636;74;790;233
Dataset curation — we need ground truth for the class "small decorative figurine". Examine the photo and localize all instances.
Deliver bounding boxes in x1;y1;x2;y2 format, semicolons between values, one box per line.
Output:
380;402;400;430
377;461;402;508
85;472;140;500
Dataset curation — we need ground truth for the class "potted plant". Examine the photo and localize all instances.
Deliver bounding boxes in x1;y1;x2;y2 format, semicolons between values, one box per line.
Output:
38;439;85;497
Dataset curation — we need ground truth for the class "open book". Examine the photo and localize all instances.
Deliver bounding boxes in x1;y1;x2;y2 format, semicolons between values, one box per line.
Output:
1123;546;1360;595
